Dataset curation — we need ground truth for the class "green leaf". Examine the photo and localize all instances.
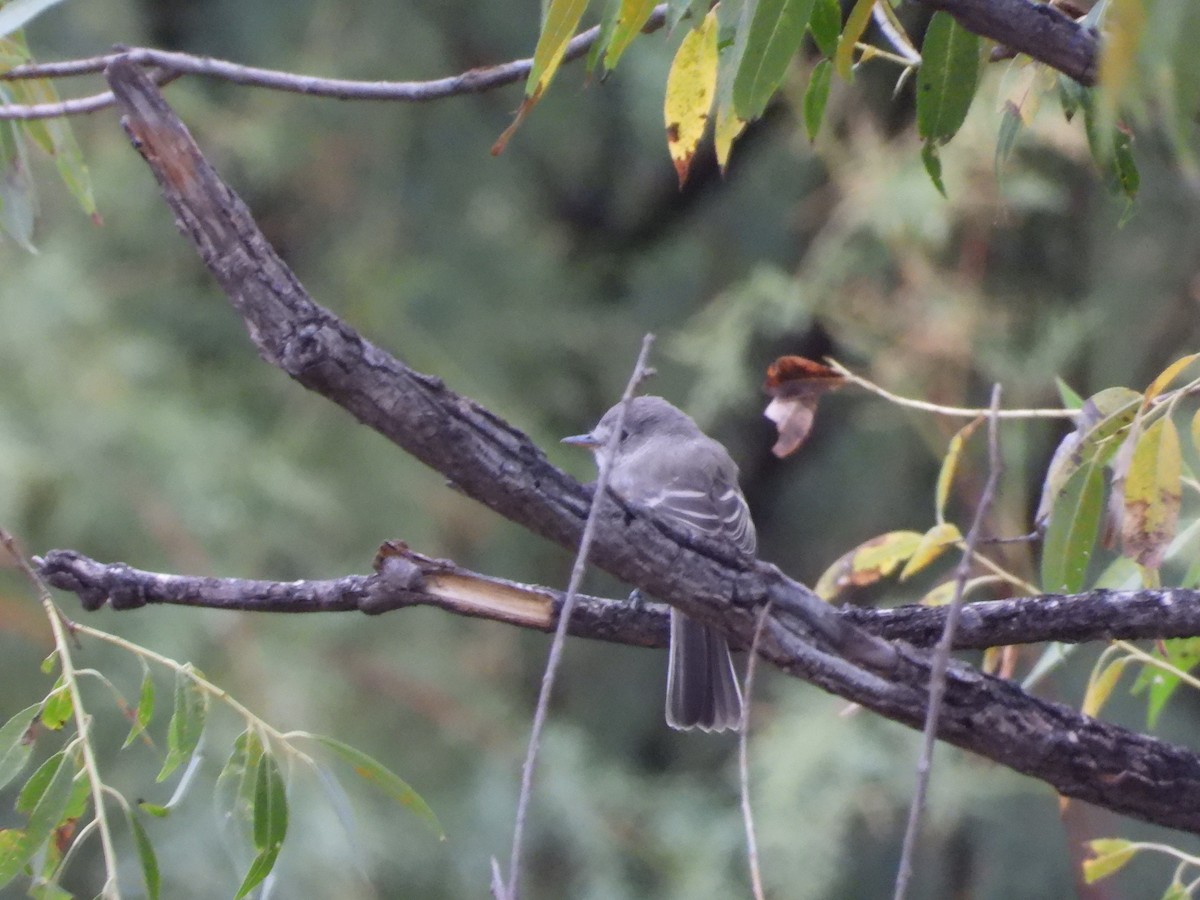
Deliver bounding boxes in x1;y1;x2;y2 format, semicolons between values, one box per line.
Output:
126;809;161;900
157;666;208;782
138;801;170;818
833;0;872;81
0;750;76;888
214;730;264;846
667;0;694;31
732;0;816;122
1131;637;1200;728
0;0;70;38
1035;387;1142;528
252;753;287;851
1040;456;1106;594
808;0;840;58
525;0;592;98
17;752;64;815
916;12;980;143
39;682;72;732
27;880;72;900
123;669;156;749
1055;377;1084;410
0;704;39;794
586;0;622;74
1082;838;1138;883
604;0;658;69
803;58;832;141
234;845;280;900
298;733;444;839
713;0;751;169
0;111;38;252
921;141;946;196
8;78;98;218
995;104;1022;182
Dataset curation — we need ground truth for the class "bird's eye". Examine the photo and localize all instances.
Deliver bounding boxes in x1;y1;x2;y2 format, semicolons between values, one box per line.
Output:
620;428;630;442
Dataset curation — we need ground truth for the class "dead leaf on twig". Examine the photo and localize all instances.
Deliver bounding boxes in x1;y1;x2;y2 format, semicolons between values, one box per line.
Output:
762;356;845;457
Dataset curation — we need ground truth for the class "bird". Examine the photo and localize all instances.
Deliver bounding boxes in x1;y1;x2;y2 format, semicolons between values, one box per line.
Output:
563;395;755;731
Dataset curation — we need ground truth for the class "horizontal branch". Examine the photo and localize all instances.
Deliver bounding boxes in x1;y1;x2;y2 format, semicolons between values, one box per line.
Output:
0;0;1099;122
38;546;1200;653
0;8;669;120
72;57;1200;835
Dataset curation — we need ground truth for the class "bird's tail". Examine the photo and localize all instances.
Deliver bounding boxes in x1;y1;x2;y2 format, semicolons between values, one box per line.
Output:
665;608;744;732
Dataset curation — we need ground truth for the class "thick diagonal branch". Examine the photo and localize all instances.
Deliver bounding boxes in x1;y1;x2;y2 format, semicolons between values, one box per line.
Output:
87;57;1200;834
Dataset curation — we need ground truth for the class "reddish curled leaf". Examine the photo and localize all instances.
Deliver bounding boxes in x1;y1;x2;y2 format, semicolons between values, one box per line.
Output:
762;356;845;457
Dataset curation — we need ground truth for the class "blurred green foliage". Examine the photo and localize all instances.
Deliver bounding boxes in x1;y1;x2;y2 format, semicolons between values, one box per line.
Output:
1;1;1200;897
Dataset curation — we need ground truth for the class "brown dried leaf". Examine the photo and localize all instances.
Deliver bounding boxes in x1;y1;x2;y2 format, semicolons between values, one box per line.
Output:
762;356;846;457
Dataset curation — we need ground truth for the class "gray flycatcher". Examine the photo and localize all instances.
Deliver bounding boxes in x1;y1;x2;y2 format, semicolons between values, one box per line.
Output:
563;395;754;732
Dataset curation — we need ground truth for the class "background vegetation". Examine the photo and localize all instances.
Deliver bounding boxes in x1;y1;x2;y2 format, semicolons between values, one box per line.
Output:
2;1;1200;897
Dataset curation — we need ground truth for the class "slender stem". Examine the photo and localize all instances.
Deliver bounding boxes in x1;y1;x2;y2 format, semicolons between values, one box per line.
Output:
828;359;1074;419
1113;640;1200;694
0;529;122;899
892;384;1004;900
67;620;317;768
503;334;656;900
739;601;774;900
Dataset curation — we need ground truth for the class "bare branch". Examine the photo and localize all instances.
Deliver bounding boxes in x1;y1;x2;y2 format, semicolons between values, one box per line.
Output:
39;547;1200;651
0;7;669;120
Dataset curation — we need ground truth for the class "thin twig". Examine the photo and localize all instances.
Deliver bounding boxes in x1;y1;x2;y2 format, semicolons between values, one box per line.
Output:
0;6;669;121
892;384;1004;900
501;334;656;900
828;359;1074;420
739;601;775;900
0;528;122;899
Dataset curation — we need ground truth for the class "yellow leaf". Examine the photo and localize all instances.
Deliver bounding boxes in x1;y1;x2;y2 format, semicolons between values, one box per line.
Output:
604;0;658;69
834;0;874;81
714;102;747;171
525;0;592;98
1143;353;1200;407
1082;838;1138;883
900;522;962;580
664;9;719;187
1082;657;1127;718
935;417;982;524
814;531;923;599
1121;417;1182;569
1097;0;1146;126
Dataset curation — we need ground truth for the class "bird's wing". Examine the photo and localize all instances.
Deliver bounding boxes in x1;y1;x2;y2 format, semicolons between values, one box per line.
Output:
642;463;757;559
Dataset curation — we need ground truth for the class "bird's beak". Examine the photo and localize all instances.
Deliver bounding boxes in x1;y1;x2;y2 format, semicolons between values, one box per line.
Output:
561;433;600;448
